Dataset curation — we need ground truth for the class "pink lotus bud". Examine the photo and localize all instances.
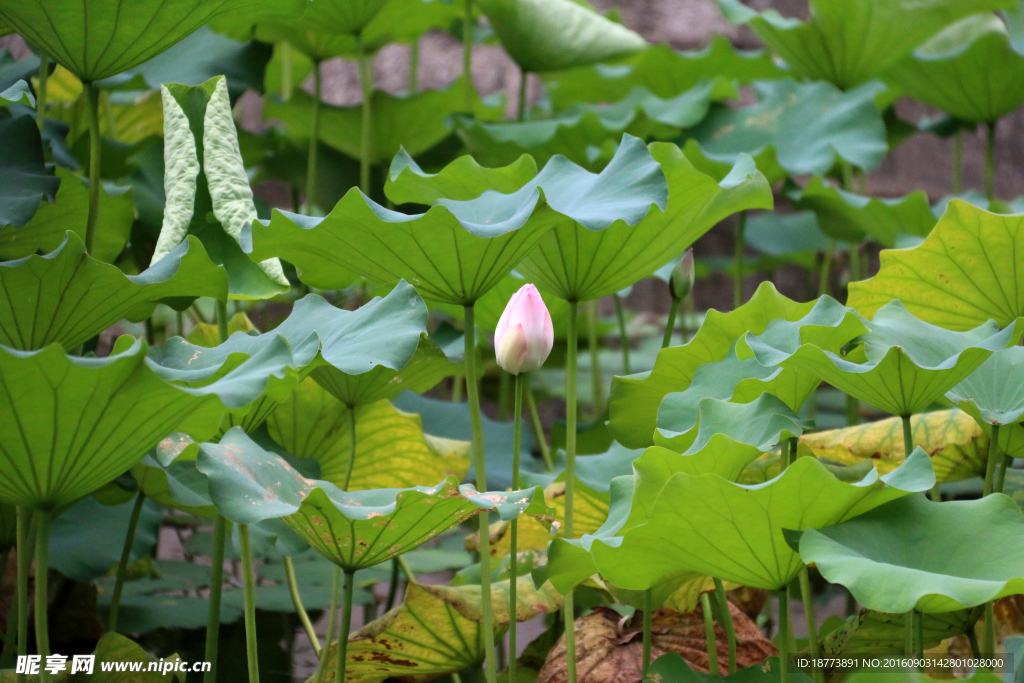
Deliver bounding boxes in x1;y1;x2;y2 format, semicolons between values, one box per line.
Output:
670;248;695;300
494;284;554;375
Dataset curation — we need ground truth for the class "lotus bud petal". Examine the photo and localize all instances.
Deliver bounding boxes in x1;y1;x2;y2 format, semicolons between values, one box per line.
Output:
670;248;695;301
494;284;554;375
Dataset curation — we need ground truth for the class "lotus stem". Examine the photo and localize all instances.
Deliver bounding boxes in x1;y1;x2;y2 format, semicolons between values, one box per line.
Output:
984;603;996;662
642;589;653;678
588;300;604;416
204;515;228;683
15;508;32;683
280;42;293;101
904;611;914;658
34;509;52;683
701;593;720;676
517;69;528;122
798;568;820;681
984;424;1001;497
997;455;1012;494
901;416;914;462
509;372;524;683
385;559;400;611
84;81;101;255
778;591;790;683
818;241;836;297
239;524;260;683
305;58;322;214
713;579;737;674
408;38;419;95
452;375;463;402
334;570;356;683
662;298;680;349
525;374;552;471
216;300;229;344
357;36;373;195
498;372;511;420
734;211;746;310
284;556;321;657
464;303;497;683
319;567;341;682
563;301;580;683
915;610;924;660
35;53;49;132
108;491;146;633
613;294;631;374
463;0;475;110
344;406;357;491
984;122;996;203
952;131;963;195
967;628;981;659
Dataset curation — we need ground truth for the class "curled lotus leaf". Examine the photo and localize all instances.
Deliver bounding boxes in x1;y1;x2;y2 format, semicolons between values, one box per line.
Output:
946;346;1024;426
385;149;538;206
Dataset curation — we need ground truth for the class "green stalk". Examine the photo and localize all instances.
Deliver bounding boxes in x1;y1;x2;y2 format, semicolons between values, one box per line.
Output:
305;59;322;214
239;524;260;683
408;38;419;95
509;373;524;683
734;212;746;310
281;42;293;101
564;301;579;683
997;455;1012;494
967;629;982;659
904;611;914;658
35;53;49;132
498;372;511;420
915;610;924;660
798;568;820;682
701;593;720;676
217;300;230;343
517;69;528;122
463;0;475;110
357;36;373;195
818;241;836;297
587;300;604;416
613;294;631;374
901;416;914;461
34;510;52;683
778;591;790;683
84;82;101;255
464;304;497;683
108;491;146;632
385;559;400;611
284;556;321;657
642;589;653;678
984;122;996;203
662;298;680;349
204;515;228;683
525;374;552;471
984;424;1001;497
334;570;356;683
319;567;341;682
713;579;737;674
952;131;963;195
984;603;995;661
15;508;32;683
452;375;463;402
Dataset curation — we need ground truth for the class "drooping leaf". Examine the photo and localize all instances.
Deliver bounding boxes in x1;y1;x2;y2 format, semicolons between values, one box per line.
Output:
683;79;889;181
385;149;538;206
197;427;554;570
0;115;60;228
947;346;1024;427
541;37;788;111
798;493;1024;614
848;200;1024;330
0;340;226;510
655;393;813;454
154;75;289;300
516;139;771;302
267;379;471;490
478;0;647;74
132;435;216;518
715;0;1010;90
0;233;226;351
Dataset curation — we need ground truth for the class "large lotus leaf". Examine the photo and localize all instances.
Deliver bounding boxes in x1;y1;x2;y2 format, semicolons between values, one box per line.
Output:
743;211;836;270
197;427;553;570
153;76;288;300
0;232;227;351
948;347;1024;436
385;150;537;206
267;379;470;490
266;79;501;168
786;176;936;247
656;393;813;454
884;13;1024;124
0;169;133;264
517;140;771;302
799;494;1024;614
457;79;737;170
849;200;1024;331
608;286;859;449
132;434;216;518
715;0;1010;90
585;449;935;591
684;79;889;180
0;0;301;82
542;37;788;111
744;300;1017;417
0;340;226;509
478;0;646;74
0;115;60;229
821;608;983;657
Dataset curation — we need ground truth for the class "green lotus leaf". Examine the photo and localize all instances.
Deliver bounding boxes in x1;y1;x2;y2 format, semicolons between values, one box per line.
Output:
743;211;835;269
0;115;60;228
799;493;1024;614
153;76;289;300
0;0;302;82
264;78;502;167
821;608;984;657
884;13;1024;124
608;286;861;449
743;300;1017;418
0;340;226;510
457;79;737;169
478;0;646;74
541;36;788;111
848;200;1024;331
786;176;935;247
0;168;134;264
385;149;538;206
0;232;227;351
715;0;1010;90
132;435;216;518
517;139;770;302
0;80;33;106
946;346;1024;426
197;427;554;570
684;79;889;181
267;379;471;490
585;449;935;591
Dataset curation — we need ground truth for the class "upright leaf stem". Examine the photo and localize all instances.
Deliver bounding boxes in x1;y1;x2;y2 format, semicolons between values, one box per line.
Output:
204;515;229;683
901;416;914;462
588;300;603;415
509;372;524;683
662;298;680;349
564;301;579;683
305;59;322;214
524;374;552;471
84;82;102;255
798;568;820;682
108;491;146;632
15;508;32;683
701;593;720;676
713;578;737;674
778;589;790;683
952;131;963;195
734;212;747;309
984;425;1001;497
285;556;321;657
984;122;996;203
408;38;419;95
319;568;341;682
334;570;356;683
239;525;260;683
358;36;373;195
34;510;52;683
517;69;528;122
613;294;630;374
